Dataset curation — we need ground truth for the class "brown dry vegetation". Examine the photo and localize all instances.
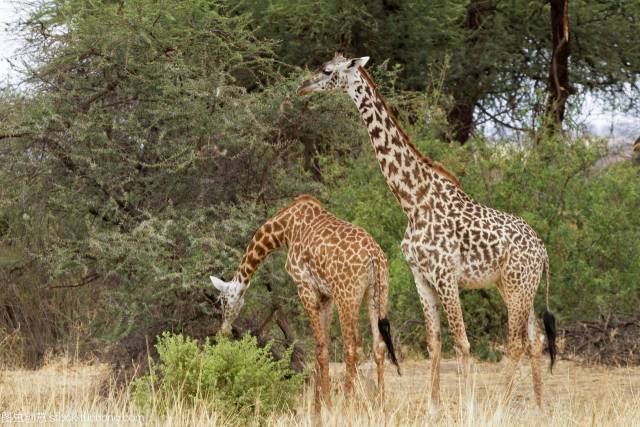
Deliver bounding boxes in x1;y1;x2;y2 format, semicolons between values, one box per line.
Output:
1;357;639;426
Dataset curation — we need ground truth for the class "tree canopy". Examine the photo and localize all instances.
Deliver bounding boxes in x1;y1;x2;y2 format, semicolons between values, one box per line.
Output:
239;0;640;140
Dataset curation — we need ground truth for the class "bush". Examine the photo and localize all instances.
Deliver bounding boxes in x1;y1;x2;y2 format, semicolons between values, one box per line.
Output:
131;332;304;423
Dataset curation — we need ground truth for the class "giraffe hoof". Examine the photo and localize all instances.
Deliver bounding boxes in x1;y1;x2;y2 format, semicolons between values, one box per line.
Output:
429;402;441;419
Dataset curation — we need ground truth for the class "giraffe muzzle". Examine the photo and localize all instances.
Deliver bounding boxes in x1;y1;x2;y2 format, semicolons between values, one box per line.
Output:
297;83;313;96
219;322;233;337
297;76;321;96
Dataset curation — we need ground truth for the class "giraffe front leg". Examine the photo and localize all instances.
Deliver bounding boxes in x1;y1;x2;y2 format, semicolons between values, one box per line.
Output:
413;270;443;417
287;259;333;415
423;286;443;417
320;296;334;352
434;275;472;411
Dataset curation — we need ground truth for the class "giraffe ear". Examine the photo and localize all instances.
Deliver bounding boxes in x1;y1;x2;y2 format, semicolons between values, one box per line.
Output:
210;276;229;293
350;56;369;68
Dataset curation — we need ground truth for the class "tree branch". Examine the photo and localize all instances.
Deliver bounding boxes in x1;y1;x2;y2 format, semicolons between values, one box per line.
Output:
475;103;529;132
49;273;99;289
0;132;32;141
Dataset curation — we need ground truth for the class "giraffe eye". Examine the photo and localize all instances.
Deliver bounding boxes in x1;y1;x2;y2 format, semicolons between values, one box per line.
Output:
322;69;331;76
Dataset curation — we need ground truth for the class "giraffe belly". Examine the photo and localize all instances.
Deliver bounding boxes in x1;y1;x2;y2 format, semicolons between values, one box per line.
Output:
457;266;500;289
314;278;332;297
302;264;333;296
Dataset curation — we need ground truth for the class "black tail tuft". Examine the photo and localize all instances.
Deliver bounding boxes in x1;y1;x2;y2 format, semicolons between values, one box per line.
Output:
378;317;401;376
543;310;557;373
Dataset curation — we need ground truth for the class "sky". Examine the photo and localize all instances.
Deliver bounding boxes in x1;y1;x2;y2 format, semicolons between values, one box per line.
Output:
0;0;25;84
0;0;636;143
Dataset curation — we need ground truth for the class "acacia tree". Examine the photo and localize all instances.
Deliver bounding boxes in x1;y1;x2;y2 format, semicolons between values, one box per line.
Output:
1;0;323;363
239;0;640;142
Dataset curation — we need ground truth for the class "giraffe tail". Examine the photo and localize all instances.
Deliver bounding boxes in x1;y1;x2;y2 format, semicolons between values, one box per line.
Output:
378;318;401;375
370;257;401;375
543;256;557;373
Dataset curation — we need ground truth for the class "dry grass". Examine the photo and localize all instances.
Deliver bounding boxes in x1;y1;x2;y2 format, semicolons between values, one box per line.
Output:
0;357;223;426
1;356;639;426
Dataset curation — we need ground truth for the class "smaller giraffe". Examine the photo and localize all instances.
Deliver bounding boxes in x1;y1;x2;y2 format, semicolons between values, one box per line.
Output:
210;195;400;413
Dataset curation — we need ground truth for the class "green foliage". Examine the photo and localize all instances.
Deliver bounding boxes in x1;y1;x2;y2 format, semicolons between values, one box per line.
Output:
132;332;303;423
0;0;362;353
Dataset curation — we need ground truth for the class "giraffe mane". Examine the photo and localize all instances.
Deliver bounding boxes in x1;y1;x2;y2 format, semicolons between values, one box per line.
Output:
291;194;323;207
266;195;323;226
357;66;461;188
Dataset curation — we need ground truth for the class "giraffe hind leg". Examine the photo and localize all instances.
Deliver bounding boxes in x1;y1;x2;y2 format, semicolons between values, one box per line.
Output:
366;287;387;400
336;297;360;397
525;307;544;408
499;283;531;405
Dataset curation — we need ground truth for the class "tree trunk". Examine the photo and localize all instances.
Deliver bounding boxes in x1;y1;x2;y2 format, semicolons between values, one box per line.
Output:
447;103;476;144
445;1;497;144
544;0;572;133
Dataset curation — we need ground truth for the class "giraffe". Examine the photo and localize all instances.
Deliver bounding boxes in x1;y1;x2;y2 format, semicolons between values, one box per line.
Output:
298;53;557;414
209;195;400;413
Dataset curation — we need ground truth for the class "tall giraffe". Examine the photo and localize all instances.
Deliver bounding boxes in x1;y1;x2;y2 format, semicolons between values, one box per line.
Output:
298;53;557;413
209;195;400;413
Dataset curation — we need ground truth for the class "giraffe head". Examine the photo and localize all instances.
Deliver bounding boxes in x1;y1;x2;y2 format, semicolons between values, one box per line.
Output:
297;52;369;96
209;276;246;336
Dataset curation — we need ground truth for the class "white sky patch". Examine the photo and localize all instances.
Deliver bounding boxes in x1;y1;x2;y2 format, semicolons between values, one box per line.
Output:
0;0;28;85
580;93;638;140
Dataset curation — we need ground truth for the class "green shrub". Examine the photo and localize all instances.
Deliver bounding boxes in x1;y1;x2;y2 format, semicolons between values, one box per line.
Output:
131;332;304;423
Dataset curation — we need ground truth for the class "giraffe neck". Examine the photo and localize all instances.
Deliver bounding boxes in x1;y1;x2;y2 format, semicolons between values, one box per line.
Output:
232;197;323;285
233;209;291;285
347;68;459;217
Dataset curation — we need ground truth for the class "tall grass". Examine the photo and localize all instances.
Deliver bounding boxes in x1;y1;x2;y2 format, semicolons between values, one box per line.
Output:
1;357;638;426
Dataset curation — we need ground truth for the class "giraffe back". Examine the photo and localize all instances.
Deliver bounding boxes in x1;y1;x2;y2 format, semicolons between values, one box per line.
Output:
285;197;388;299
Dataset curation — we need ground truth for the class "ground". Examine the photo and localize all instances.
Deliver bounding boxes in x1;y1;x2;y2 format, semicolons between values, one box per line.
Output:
343;357;640;407
0;357;638;426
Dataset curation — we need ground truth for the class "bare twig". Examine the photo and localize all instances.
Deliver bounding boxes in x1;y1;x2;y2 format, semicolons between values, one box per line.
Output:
49;273;99;290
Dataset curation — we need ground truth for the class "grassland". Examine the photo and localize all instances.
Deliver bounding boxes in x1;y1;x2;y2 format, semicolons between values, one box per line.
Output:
1;357;638;426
